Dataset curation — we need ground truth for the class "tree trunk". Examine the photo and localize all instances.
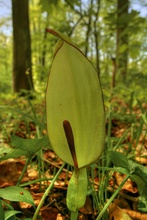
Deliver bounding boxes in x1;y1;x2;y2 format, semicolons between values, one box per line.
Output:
93;0;101;76
12;0;33;93
84;0;93;57
116;0;129;82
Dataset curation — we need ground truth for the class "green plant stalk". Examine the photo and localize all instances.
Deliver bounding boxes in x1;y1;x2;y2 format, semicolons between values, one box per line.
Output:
96;174;130;220
19;177;53;187
70;210;78;220
135;121;143;147
27;98;37;119
137;99;145;114
16;156;32;186
129;91;134;115
107;104;112;150
98;157;106;210
36;125;45;190
32;162;66;220
113;127;131;151
0;199;4;220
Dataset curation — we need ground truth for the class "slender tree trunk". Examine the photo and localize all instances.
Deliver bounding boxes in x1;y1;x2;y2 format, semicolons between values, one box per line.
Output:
116;0;129;82
41;12;49;74
12;0;33;93
93;0;101;76
85;0;93;57
111;57;117;89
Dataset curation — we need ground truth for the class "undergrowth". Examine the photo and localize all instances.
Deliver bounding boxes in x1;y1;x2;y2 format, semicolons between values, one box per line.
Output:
0;91;147;220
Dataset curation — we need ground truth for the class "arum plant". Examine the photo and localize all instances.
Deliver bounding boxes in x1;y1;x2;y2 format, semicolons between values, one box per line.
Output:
46;29;105;219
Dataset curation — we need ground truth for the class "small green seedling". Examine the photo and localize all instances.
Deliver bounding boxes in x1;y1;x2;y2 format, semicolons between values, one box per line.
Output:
46;29;105;219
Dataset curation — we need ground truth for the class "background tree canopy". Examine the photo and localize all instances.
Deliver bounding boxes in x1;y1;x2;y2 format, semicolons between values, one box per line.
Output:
0;0;147;101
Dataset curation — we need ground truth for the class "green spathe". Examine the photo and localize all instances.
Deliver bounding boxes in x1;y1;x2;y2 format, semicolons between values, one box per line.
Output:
46;32;105;168
66;167;88;212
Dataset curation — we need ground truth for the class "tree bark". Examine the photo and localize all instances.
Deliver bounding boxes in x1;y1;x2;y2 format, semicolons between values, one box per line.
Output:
116;0;129;82
12;0;33;93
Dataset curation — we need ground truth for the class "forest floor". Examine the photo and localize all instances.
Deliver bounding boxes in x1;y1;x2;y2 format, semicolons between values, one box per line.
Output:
0;95;147;220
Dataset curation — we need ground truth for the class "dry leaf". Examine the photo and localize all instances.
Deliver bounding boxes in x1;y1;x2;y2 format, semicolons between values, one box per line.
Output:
79;196;93;215
41;207;59;220
56;213;63;220
0;159;28;187
114;172;138;193
109;204;132;220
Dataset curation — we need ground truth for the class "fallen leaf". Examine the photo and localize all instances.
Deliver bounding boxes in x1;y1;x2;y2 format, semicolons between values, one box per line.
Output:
109;204;132;220
114;172;138;193
0;159;28;187
56;213;63;220
41;207;59;220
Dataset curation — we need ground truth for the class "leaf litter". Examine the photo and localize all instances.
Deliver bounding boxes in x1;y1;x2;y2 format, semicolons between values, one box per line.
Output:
0;97;147;219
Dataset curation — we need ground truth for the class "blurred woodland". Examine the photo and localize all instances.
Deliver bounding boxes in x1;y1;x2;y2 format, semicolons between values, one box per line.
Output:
0;0;147;101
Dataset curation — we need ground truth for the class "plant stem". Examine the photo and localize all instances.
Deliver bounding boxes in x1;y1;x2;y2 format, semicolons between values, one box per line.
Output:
70;210;78;220
32;162;66;220
96;174;130;220
16;156;32;186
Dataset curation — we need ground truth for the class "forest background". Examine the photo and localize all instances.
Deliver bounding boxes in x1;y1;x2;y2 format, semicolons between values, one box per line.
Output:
0;0;147;104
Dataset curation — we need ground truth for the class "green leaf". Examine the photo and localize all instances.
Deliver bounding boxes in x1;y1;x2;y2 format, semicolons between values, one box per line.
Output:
119;44;128;53
128;160;147;211
138;196;147;212
129;47;140;59
128;160;147;184
108;151;129;170
109;151;147;212
0;136;52;161
11;135;52;152
0;186;34;207
130;173;147;195
0;148;28;160
4;210;22;220
132;173;147;212
0;148;12;157
39;0;58;12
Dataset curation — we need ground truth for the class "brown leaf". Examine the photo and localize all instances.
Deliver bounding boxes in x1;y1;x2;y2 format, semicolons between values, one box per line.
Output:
109;204;132;220
80;196;93;215
114;172;138;193
41;207;59;220
0;159;28;187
